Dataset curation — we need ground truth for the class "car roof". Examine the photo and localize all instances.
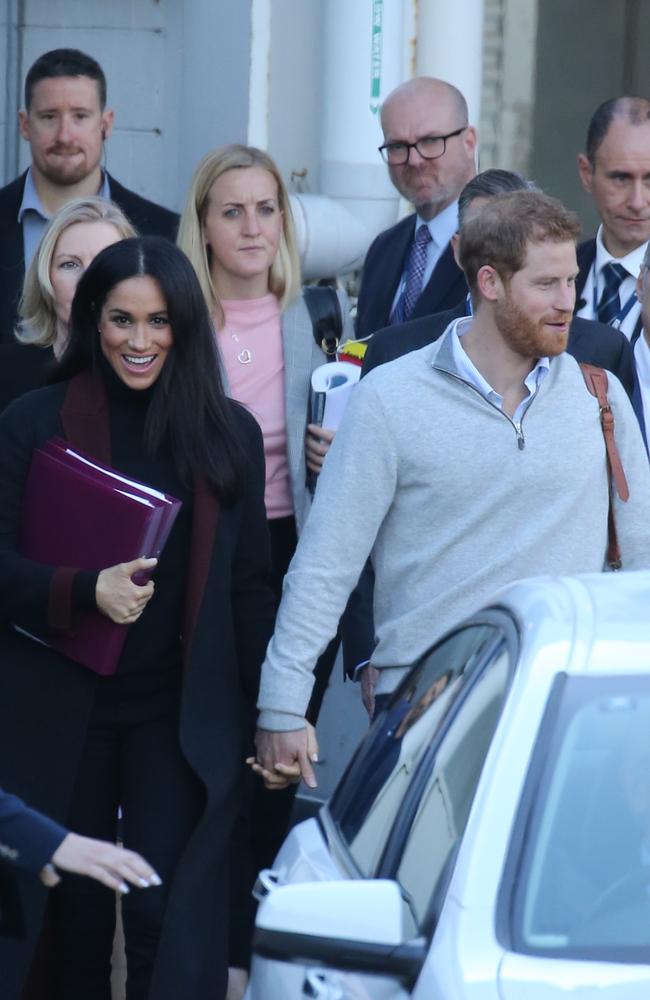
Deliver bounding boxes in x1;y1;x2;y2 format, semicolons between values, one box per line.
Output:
486;570;650;677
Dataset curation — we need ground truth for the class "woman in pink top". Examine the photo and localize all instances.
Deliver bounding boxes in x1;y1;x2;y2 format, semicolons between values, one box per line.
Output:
178;144;352;992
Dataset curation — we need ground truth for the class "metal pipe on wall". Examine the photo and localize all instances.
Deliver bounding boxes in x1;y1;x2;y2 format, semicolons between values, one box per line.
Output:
415;0;484;125
320;0;406;245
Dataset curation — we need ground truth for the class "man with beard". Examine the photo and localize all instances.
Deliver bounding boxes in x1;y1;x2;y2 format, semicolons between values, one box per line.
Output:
355;77;477;339
252;191;650;787
0;48;178;343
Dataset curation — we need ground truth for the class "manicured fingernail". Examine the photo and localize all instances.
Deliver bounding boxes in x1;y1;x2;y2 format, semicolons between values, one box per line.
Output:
311;753;319;762
149;873;163;886
138;877;149;888
119;883;130;894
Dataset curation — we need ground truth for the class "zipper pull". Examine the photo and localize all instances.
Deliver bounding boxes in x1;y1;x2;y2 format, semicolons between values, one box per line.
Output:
517;428;525;450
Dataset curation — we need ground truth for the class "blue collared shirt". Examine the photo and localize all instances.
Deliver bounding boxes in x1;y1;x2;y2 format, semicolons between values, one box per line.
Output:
18;167;112;267
451;316;551;426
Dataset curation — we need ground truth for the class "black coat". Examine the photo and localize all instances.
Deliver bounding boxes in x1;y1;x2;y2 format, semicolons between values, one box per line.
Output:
0;372;275;998
362;302;637;398
355;214;466;339
0;172;179;345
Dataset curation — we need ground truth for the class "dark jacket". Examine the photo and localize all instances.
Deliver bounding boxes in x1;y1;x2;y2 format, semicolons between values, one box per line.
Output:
575;238;596;308
355;214;466;339
362;302;637;398
0;790;67;938
0;372;274;998
0;172;179;345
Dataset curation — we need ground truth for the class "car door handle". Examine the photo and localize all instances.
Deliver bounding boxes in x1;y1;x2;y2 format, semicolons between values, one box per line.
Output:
302;968;345;999
253;867;280;902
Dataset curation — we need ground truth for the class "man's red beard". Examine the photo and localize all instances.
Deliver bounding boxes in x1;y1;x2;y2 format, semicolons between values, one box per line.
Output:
494;291;570;359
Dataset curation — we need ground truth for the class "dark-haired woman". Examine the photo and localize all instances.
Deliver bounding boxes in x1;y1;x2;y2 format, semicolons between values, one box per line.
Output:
0;236;275;1000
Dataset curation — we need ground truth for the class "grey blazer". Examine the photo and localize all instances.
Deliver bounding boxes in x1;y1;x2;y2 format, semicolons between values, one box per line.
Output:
221;290;354;535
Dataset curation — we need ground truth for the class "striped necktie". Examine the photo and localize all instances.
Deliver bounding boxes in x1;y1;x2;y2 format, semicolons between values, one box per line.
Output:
391;225;433;324
597;262;628;325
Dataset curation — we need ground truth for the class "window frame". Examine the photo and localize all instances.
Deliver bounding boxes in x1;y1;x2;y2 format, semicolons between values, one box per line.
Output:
320;609;520;917
498;672;650;965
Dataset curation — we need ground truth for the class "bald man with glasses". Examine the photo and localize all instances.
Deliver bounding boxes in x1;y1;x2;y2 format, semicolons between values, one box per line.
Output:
355;77;477;339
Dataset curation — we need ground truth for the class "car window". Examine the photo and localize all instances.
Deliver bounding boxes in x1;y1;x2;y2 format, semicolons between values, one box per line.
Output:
329;623;501;877
510;675;650;963
394;644;511;925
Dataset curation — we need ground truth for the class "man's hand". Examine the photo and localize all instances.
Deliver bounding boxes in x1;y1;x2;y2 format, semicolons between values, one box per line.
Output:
305;425;335;475
41;833;162;894
96;557;157;624
248;725;319;790
360;663;380;719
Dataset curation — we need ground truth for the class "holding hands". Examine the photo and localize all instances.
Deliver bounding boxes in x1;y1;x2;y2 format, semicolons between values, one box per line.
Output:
96;556;157;624
248;722;319;790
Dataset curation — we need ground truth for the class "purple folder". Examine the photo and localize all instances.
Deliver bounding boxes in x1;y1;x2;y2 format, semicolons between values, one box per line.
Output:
18;438;182;676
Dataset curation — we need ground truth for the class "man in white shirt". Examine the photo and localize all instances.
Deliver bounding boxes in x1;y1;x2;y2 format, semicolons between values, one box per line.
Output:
355;77;477;339
576;97;650;344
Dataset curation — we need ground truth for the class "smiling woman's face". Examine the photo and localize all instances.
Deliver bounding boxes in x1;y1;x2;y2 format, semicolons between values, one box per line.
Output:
202;166;283;300
98;274;173;390
49;220;124;339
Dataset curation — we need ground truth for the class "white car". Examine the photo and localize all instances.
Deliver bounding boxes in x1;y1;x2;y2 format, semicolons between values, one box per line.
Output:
247;572;650;999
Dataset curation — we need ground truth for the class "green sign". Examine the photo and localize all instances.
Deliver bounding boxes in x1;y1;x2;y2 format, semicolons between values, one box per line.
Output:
370;0;383;114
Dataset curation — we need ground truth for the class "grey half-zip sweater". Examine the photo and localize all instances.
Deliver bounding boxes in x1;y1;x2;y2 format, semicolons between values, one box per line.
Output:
258;330;650;731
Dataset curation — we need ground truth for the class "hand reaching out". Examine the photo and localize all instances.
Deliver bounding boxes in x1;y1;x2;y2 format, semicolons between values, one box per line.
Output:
40;833;162;894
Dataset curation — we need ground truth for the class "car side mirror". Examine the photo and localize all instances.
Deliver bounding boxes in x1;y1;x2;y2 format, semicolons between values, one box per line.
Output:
253;879;427;985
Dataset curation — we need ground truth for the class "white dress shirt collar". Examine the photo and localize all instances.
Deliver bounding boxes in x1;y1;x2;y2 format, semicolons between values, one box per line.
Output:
417;199;459;253
594;225;647;281
450;316;551;425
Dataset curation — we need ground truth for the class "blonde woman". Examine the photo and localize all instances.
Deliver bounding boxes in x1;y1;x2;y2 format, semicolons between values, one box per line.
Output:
0;196;135;411
178;144;353;984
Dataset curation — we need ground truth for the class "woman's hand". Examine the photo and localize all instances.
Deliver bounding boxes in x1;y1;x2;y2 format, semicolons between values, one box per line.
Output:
246;721;319;790
41;833;162;894
95;557;157;624
305;425;335;475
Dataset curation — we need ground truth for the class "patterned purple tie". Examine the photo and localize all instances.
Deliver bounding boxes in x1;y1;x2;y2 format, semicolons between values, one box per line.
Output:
391;225;433;324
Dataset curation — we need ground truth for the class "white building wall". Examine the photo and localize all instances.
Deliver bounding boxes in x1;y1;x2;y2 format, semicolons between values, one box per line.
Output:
1;0;254;213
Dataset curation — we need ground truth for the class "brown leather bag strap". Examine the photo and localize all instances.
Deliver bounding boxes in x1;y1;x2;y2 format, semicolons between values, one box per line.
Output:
579;362;629;570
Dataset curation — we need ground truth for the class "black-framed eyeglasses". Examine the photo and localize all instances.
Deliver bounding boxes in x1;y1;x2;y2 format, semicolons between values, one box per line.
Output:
378;127;467;166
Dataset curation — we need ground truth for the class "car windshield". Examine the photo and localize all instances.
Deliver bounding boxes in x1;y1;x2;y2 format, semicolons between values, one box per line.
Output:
511;675;650;963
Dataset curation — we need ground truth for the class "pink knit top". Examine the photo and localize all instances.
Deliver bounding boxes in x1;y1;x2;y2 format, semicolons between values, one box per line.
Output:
216;294;293;519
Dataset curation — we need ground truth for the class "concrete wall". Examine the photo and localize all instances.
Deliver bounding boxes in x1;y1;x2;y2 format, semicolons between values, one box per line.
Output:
267;0;323;195
1;0;254;212
530;0;650;236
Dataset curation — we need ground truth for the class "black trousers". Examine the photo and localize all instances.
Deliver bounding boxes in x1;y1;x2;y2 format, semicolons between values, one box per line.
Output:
229;516;340;969
49;689;204;1000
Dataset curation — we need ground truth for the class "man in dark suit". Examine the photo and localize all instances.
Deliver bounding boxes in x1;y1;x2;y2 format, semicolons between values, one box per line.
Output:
0;48;178;344
575;97;650;345
363;169;637;396
355;76;477;339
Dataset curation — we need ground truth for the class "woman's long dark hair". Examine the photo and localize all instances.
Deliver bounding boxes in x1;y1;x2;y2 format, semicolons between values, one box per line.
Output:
56;236;244;504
